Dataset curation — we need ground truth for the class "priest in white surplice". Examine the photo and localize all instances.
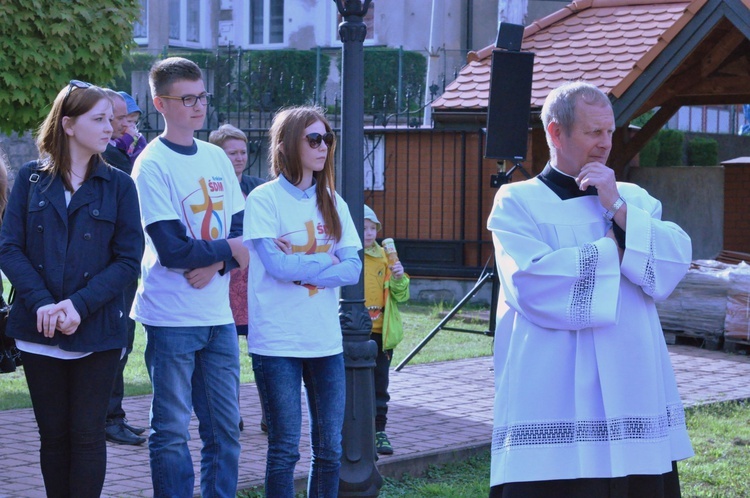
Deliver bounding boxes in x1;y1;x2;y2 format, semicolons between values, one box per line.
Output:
488;82;693;498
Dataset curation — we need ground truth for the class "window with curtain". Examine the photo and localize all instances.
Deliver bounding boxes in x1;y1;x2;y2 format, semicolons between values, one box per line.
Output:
249;0;284;45
169;0;180;40
269;0;283;43
249;0;264;44
133;0;148;39
186;0;200;42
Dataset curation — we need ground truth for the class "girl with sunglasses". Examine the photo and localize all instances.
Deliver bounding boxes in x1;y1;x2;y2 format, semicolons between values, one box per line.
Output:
0;81;143;498
243;106;361;497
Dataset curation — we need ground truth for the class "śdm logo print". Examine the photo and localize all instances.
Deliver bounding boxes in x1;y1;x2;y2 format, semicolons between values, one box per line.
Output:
182;177;226;240
284;220;331;296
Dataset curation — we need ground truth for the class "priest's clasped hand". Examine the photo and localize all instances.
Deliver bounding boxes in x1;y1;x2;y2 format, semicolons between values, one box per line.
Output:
575;161;619;210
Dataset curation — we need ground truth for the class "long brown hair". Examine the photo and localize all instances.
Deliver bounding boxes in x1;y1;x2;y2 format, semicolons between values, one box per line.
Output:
36;82;111;191
268;106;342;241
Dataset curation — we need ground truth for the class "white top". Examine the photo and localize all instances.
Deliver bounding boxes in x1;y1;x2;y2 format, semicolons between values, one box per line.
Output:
244;178;361;357
487;178;694;485
131;138;244;327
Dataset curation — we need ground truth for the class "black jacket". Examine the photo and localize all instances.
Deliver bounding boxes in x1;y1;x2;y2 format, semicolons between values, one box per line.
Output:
0;160;144;352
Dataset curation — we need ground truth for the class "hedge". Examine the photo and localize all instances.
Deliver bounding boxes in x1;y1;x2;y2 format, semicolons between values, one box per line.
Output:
687;136;718;166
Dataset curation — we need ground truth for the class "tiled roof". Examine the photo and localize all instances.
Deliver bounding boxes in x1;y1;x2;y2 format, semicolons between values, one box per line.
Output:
433;0;702;112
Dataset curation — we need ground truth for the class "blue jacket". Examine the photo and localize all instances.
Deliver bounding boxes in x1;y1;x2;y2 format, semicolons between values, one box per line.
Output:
0;160;144;352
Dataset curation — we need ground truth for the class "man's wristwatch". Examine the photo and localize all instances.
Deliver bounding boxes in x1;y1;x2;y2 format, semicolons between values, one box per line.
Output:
603;196;625;221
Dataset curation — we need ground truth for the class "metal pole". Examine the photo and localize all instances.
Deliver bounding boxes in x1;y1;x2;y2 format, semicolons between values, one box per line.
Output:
334;1;381;497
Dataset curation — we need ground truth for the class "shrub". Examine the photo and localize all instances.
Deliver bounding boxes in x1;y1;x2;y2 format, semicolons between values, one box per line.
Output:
656;129;685;166
630;111;659;167
639;138;660;167
357;48;427;114
687;136;718;166
242;50;330;109
111;52;158;93
631;110;655;128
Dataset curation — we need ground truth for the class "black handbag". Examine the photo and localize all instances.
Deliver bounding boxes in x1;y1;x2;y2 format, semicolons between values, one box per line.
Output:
0;287;21;373
0;169;36;373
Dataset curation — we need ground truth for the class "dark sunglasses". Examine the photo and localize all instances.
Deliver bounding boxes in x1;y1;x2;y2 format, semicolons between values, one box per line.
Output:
62;80;92;108
305;132;335;149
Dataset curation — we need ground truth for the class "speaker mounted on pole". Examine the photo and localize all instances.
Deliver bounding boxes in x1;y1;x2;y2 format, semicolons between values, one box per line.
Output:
484;23;535;166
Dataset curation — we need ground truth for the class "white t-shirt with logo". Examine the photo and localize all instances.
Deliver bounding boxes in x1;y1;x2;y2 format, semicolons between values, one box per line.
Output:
131;138;244;327
244;178;361;357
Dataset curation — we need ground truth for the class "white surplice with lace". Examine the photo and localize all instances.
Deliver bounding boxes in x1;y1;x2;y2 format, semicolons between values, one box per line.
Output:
487;177;694;486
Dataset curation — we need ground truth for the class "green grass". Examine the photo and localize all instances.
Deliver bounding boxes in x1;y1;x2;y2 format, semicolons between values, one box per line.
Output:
379;452;492;497
0;301;492;411
680;401;750;497
365;400;750;498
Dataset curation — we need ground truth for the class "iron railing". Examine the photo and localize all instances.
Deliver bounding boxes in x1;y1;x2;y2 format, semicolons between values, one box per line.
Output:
135;47;491;278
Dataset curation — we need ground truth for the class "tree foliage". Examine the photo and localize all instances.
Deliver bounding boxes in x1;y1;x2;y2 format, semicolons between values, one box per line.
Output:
0;0;141;134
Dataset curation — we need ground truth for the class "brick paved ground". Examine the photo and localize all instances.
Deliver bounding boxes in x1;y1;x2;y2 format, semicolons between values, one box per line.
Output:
1;345;749;497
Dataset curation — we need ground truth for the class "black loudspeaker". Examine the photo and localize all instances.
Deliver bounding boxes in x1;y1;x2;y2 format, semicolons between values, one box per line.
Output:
484;50;535;161
495;22;525;51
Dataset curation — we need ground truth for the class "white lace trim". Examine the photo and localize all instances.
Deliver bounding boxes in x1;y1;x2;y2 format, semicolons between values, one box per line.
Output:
568;243;597;327
492;403;686;452
643;220;656;295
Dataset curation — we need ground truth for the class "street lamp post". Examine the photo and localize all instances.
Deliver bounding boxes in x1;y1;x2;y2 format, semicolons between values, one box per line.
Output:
334;1;382;497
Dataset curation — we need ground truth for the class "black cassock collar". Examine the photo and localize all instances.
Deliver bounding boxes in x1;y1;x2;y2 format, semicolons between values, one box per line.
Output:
537;163;626;248
538;163;598;200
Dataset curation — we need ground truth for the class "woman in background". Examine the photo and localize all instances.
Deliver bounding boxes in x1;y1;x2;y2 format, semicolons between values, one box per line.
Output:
208;123;265;433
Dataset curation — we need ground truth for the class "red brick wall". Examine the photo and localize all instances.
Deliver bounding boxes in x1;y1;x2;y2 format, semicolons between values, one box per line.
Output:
723;163;750;253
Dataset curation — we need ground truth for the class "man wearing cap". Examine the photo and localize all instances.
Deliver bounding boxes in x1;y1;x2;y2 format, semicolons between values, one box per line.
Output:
102;90;133;173
101;90;148;445
113;91;147;173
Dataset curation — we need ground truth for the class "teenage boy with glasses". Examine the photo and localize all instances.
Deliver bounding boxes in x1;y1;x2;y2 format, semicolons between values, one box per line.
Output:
130;57;247;498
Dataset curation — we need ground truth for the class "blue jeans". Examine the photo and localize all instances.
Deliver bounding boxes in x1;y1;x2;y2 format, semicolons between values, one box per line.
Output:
145;324;241;498
252;353;345;498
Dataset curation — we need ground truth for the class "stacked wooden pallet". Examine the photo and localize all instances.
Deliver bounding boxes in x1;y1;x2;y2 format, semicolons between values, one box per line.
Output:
657;258;750;353
716;250;750;265
656;260;732;350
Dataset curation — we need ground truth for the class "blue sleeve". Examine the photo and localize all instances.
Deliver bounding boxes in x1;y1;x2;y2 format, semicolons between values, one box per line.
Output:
252;238;332;282
228;210;243;239
146;219;233;270
220;210;245;274
304;246;362;288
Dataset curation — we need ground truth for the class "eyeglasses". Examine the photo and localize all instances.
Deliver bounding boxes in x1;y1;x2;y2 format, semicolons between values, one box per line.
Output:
62;80;92;108
305;132;335;149
158;93;212;107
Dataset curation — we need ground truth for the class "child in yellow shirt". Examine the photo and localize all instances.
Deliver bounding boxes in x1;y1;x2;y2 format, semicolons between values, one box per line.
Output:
363;205;410;455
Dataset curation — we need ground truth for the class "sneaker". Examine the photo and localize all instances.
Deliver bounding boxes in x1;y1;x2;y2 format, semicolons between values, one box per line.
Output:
375;431;393;455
